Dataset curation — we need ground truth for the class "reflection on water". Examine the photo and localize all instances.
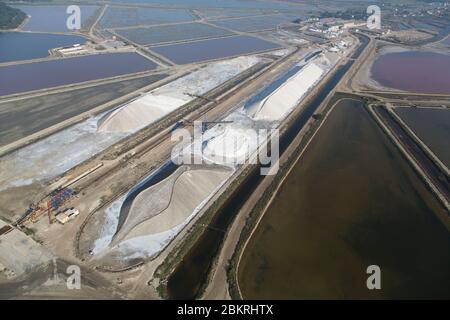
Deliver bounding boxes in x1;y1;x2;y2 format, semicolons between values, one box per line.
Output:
396;107;450;168
0;52;157;96
111;0;319;10
371;50;450;94
13;5;99;32
238;99;450;299
151;35;281;64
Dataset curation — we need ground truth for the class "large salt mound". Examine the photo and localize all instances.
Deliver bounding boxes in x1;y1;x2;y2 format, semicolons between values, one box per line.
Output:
97;56;261;133
251;62;324;121
203;124;260;165
98;94;187;132
111;166;187;245
155;56;261;100
102;167;231;260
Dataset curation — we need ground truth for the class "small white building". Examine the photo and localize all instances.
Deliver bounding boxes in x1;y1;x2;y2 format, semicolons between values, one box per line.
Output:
343;21;366;29
55;208;79;224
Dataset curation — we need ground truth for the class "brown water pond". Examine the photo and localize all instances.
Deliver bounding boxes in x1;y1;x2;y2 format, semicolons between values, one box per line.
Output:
396;107;450;169
238;99;450;299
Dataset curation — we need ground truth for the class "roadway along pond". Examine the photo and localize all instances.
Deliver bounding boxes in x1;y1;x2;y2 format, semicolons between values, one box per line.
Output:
165;39;363;299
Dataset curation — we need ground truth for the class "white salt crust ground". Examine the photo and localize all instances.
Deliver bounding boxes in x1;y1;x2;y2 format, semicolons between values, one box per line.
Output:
0;56;261;195
91;53;340;262
97;56;261;133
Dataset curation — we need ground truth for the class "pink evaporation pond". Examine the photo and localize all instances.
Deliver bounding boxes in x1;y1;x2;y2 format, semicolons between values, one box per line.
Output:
371;51;450;94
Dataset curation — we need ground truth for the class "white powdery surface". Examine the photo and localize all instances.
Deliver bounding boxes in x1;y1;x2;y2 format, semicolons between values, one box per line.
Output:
270;48;290;57
109;168;233;261
91;195;125;255
251;62;325;121
98;95;187;132
115;223;185;261
172;111;261;168
197;55;338;166
202;124;260;166
155;55;261;100
0;115;127;192
97;56;261;133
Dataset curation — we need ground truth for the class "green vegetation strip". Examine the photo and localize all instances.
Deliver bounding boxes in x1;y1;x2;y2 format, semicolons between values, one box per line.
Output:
0;2;26;29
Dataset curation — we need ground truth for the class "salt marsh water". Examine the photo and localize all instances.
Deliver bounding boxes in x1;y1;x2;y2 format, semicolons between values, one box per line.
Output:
238;99;450;299
14;5;99;32
0;53;157;96
395;107;450;168
111;0;318;10
0;74;167;147
117;22;233;45
99;6;194;29
0;32;86;63
371;50;450;94
151;35;280;64
210;14;296;32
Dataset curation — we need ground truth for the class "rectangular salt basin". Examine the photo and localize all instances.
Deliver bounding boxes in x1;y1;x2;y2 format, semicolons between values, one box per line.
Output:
99;6;194;28
0;52;158;96
150;35;281;64
116;22;234;45
14;5;99;32
210;14;296;32
110;0;315;10
0;32;87;63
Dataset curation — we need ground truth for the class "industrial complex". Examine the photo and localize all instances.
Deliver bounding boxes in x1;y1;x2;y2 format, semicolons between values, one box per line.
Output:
0;0;449;301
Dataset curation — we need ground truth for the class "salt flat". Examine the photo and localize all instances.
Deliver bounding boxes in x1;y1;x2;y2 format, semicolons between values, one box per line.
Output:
0;220;53;281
